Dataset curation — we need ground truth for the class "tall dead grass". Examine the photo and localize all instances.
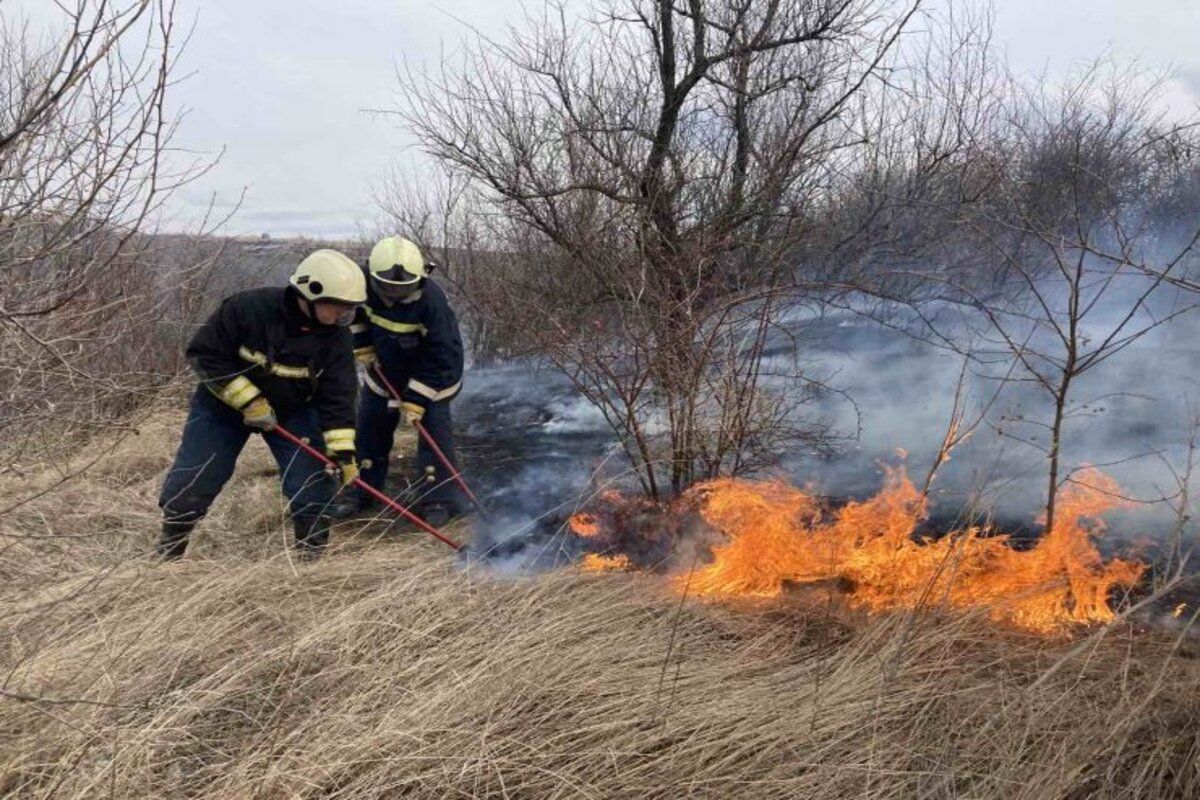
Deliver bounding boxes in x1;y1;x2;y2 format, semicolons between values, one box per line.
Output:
0;410;1198;798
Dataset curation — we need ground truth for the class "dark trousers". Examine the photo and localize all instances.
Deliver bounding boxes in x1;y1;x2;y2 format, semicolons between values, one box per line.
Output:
356;389;460;510
159;387;336;529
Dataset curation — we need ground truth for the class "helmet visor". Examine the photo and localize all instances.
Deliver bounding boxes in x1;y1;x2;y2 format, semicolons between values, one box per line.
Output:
372;263;422;285
372;270;421;301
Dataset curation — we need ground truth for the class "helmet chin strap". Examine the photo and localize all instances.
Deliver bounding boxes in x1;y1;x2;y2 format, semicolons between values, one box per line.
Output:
301;296;319;322
298;294;336;327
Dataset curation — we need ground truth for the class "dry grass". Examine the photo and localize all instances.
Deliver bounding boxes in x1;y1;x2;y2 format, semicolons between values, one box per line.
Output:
1;409;1198;798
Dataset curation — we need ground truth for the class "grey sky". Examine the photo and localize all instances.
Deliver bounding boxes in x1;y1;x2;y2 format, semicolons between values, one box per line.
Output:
11;1;1200;239
163;0;523;239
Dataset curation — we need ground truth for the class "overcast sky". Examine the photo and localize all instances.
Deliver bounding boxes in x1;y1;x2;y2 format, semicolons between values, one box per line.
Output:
11;0;1200;239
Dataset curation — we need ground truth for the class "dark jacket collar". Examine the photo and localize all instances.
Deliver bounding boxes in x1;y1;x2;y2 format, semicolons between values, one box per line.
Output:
281;285;317;334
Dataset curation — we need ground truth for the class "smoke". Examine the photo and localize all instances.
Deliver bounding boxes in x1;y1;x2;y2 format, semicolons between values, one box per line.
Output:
783;277;1200;539
453;364;615;570
453;271;1200;573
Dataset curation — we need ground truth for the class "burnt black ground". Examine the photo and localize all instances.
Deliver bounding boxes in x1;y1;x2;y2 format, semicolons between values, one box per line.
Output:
389;354;1197;621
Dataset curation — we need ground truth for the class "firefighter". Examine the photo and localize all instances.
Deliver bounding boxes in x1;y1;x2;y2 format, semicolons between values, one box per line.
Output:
332;236;465;526
156;249;366;560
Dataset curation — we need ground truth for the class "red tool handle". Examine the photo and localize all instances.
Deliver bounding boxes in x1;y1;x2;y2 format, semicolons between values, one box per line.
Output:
272;424;462;551
372;365;491;520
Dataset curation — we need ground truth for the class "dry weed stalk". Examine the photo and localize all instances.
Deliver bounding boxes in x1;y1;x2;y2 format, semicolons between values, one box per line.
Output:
0;409;1196;799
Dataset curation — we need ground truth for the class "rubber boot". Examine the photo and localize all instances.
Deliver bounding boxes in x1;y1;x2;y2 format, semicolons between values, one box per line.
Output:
414;501;460;529
293;515;330;561
156;520;194;560
326;490;376;520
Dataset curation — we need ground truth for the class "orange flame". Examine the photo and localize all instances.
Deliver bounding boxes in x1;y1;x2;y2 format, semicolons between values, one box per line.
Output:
581;553;632;572
569;513;601;538
1173;603;1188;619
674;467;1143;633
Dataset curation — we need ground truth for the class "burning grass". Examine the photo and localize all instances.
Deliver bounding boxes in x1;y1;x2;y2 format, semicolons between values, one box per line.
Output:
0;409;1198;797
575;466;1148;635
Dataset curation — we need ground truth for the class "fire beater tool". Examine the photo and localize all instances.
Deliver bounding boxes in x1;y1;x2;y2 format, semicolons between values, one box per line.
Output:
371;365;493;521
271;423;462;551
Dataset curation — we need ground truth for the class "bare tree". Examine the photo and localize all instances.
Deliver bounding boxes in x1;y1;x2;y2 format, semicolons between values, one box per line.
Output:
968;70;1200;531
834;63;1200;533
393;0;937;496
0;0;214;466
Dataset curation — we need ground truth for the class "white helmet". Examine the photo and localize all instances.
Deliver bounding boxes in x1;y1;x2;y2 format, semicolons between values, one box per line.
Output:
368;236;427;286
290;249;367;303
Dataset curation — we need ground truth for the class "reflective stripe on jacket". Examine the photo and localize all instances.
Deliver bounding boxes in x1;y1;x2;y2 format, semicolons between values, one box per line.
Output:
186;286;357;441
352;275;464;408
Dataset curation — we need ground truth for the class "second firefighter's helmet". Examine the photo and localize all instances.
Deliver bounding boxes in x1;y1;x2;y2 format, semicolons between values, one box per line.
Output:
368;236;427;286
290;249;367;303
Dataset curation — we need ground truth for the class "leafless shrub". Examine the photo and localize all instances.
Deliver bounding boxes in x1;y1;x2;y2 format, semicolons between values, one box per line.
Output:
376;166;517;363
0;0;217;470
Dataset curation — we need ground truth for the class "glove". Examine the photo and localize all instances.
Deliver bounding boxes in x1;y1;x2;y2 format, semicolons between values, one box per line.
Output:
354;346;377;367
401;401;425;427
242;397;277;431
327;451;359;489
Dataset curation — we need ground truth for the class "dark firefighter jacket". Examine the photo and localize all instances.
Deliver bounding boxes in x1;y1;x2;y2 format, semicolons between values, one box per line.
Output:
351;276;464;409
186;286;357;453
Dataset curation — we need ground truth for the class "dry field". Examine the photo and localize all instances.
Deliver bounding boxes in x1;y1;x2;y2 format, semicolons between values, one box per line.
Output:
1;403;1198;798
